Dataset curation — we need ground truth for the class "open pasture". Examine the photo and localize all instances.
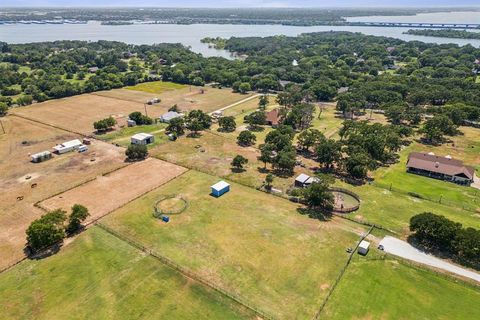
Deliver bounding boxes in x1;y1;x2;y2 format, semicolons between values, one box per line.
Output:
102;170;367;319
0;116;126;269
40;158;187;222
10;93;160;135
322;255;480;320
0;227;252;320
150;131;315;192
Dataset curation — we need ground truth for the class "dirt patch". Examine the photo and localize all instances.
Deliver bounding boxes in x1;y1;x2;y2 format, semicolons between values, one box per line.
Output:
39;158;187;222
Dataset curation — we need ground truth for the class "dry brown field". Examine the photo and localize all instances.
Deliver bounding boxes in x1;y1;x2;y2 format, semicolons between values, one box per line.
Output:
0;116;126;269
39;158;187;221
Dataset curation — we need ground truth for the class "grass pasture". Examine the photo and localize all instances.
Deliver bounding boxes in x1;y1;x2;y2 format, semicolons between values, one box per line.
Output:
40;158;187;222
10;94;158;135
321;255;480;320
102;170;367;319
125;80;187;93
0;116;126;269
0;227;253;320
97;123;168;147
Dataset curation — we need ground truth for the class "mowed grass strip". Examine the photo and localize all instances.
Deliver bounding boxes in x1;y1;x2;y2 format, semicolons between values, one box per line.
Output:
0;227;253;320
102;170;367;319
126;81;187;93
321;256;480;320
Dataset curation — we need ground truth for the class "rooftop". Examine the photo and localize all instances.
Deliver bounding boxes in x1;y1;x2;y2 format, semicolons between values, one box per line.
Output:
407;152;475;180
131;133;154;140
211;180;230;191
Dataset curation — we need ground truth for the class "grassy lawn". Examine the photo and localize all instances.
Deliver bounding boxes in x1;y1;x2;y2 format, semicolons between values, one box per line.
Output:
97;123;168;148
0;227;252;320
336;180;480;235
321;255;480;320
372;127;480;212
102;170;367;319
126;81;187;94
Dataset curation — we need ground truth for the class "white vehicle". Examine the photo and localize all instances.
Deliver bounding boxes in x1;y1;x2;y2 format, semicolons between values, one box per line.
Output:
78;145;88;153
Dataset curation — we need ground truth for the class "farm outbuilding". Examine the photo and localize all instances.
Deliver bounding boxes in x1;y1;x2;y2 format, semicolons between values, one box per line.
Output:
53;139;83;154
211;181;230;197
358;240;370;256
131;133;154;145
294;174;319;188
159;111;182;123
31;151;52;163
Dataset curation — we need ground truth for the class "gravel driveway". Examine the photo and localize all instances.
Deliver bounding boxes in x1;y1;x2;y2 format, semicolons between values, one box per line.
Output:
379;236;480;283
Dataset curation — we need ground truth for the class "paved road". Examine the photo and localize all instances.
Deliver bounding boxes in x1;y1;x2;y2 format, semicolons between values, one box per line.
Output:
379;236;480;283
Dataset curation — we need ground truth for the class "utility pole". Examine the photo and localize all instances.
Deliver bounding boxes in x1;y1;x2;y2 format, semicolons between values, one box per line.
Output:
0;119;5;134
144;103;148;117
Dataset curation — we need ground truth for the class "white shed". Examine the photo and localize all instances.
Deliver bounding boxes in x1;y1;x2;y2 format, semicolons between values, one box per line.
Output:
159;111;182;123
131;133;154;145
358;240;370;256
53;139;83;154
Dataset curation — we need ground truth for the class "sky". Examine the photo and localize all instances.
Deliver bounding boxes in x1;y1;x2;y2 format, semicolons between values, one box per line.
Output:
3;1;480;8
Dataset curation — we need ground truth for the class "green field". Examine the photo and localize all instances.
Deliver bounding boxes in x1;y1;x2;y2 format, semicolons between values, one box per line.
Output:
0;227;252;320
336;180;480;235
322;255;480;319
98;123;169;147
102;170;367;319
126;81;187;94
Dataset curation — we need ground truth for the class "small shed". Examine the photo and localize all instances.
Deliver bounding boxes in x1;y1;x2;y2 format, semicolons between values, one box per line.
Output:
358;240;370;256
31;151;52;163
53;139;83;154
131;133;154;145
211;181;230;197
159;111;182;123
295;173;311;188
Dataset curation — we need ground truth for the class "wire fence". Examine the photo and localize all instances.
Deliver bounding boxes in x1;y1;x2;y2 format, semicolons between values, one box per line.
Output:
96;223;277;320
312;225;374;320
371;181;479;213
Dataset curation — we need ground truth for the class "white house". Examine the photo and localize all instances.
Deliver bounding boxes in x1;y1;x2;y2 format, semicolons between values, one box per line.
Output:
358;240;370;256
159;111;182;123
53;139;83;154
131;133;154;145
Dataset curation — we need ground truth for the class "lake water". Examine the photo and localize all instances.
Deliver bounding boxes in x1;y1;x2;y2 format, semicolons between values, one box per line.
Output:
1;11;480;58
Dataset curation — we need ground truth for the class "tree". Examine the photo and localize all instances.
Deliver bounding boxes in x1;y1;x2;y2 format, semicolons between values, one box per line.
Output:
66;204;89;234
238;82;251;94
166;117;185;136
258;143;275;168
26;209;66;252
93;116;117;132
218;116;236;132
0;102;8;116
302;180;334;211
244;110;266;131
264;173;274;190
258;95;269;111
297;129;324;152
126;144;148;161
421;115;458;144
276;148;296;173
129;111;153;125
168;104;179;112
344;152;372;180
237;130;256;146
284;103;316;130
410;212;462;251
185;110;212;136
316;139;342;169
385;105;406;125
231;155;248;171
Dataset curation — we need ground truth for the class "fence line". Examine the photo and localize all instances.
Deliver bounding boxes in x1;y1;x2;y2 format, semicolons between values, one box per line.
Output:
371;181;479;213
96;223;277;320
312;225;374;320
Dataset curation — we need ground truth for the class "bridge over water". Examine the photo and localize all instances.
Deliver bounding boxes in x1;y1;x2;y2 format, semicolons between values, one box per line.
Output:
350;22;480;29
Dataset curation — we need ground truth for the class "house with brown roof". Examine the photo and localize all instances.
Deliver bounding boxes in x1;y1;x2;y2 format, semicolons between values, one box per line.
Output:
406;152;475;186
266;109;281;127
